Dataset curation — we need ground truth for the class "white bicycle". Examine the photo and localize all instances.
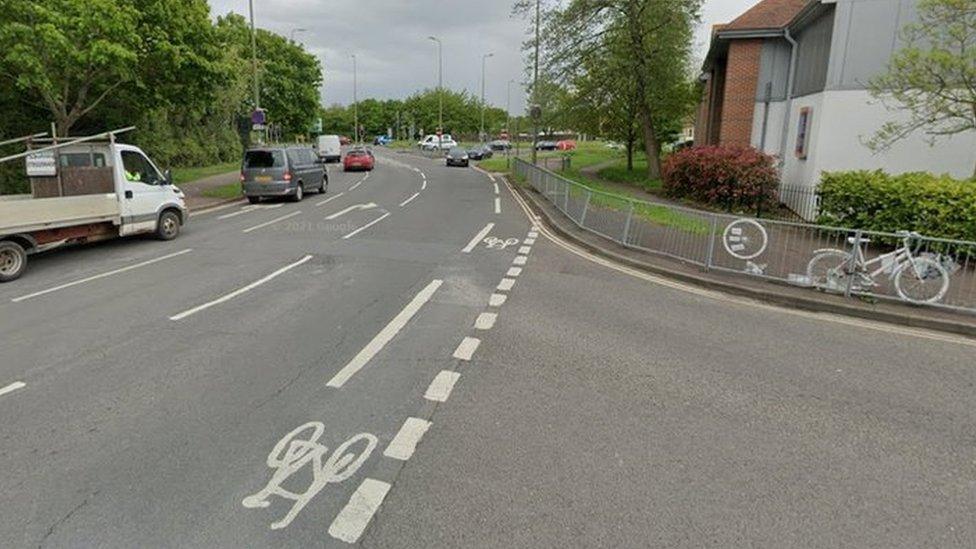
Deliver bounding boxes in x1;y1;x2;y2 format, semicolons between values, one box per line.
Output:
806;231;951;304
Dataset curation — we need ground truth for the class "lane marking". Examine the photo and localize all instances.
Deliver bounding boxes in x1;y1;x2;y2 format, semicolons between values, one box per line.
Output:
327;279;443;387
489;293;507;307
0;381;26;398
493;182;500;195
327;202;377;220
242;211;302;233
348;172;371;191
315;192;345;207
462;223;495;253
453;337;481;361
528;231;539;238
501;172;976;349
424;371;461;402
518;246;532;254
507;267;523;277
342;212;391;240
12;249;193;303
383;417;432;461
327;478;392;544
421;176;427;190
497;278;516;291
218;203;283;220
524;238;536;245
399;192;420;207
169;255;312;321
474;312;498;330
494;197;501;214
513;255;528;266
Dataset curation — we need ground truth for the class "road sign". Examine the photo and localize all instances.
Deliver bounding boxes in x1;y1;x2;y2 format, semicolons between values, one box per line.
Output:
252;124;267;132
25;151;56;177
251;109;267;125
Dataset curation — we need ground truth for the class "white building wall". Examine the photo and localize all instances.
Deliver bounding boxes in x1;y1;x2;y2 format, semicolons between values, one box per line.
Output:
750;101;787;155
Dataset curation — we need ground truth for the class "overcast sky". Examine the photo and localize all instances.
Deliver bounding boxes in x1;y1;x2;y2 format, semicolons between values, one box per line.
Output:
206;0;755;112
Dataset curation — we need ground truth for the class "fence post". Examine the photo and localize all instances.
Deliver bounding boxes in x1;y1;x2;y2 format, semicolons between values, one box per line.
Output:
844;230;862;298
579;190;591;226
621;201;635;246
563;181;570;213
705;215;719;271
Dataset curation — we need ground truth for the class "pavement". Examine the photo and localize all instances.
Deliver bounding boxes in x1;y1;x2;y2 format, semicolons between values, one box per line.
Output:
1;148;975;547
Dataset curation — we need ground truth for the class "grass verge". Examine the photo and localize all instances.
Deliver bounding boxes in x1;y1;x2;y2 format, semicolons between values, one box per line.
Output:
201;182;243;200
172;162;239;185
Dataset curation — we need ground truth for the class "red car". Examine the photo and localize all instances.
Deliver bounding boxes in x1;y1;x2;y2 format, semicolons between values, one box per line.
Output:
556;139;577;151
343;148;375;171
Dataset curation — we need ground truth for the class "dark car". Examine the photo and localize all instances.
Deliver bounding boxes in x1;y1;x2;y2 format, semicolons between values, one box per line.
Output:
446;147;469;167
535;140;558;151
241;146;327;204
488;139;511;151
467;145;493;161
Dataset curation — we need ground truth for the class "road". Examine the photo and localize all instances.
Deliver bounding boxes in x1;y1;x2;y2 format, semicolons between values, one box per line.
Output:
1;148;975;548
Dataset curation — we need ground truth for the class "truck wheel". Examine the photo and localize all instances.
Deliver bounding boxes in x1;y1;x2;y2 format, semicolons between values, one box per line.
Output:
247;196;261;204
156;210;181;241
0;241;27;283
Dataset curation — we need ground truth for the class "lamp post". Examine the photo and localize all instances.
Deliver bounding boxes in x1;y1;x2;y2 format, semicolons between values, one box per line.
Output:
427;36;443;152
351;54;359;144
506;79;515;168
480;52;494;143
248;0;262;143
290;28;307;42
531;0;541;165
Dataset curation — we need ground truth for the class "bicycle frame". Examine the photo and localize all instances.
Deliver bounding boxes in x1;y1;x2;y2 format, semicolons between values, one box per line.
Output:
838;234;919;287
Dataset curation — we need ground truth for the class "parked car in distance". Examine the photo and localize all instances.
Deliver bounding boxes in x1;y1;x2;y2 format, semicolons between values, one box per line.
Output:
373;135;393;146
242;146;326;204
446;147;469;167
535;140;558;151
343;148;375;171
488;139;511;151
418;134;458;151
316;134;342;163
467;144;493;161
604;140;624;150
556;140;577;151
339;135;352;146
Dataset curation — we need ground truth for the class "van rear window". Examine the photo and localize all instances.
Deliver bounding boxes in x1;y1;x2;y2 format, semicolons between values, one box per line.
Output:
244;150;284;168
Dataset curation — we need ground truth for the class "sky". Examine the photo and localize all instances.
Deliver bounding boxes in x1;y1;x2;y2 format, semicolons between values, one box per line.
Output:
206;0;756;111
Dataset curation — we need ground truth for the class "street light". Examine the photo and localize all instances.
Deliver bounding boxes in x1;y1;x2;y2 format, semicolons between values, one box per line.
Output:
351;54;359;144
290;28;307;42
247;0;262;143
427;36;443;152
480;52;494;143
506;79;516;168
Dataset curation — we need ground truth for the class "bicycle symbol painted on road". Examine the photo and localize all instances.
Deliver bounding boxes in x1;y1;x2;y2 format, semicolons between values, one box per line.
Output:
483;237;520;250
242;422;378;530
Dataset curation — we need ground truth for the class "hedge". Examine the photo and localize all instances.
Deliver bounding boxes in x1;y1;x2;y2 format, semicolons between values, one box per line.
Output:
818;170;976;242
662;146;779;212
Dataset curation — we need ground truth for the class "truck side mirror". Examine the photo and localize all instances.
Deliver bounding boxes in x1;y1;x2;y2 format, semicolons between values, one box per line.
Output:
163;169;173;185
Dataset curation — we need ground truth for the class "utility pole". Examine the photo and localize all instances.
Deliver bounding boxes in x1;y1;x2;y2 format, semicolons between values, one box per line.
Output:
480;53;494;143
351;54;359;144
507;79;515;168
531;0;541;165
248;0;262;143
428;36;443;152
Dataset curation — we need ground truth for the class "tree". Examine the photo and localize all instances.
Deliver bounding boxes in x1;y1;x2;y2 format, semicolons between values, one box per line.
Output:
868;0;976;177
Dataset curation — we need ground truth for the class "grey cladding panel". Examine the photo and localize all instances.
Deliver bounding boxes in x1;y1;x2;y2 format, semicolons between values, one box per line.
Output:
793;6;835;97
757;39;792;101
831;0;920;90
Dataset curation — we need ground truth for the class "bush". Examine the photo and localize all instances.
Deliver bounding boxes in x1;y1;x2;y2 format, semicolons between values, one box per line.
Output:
662;146;779;211
819;170;976;241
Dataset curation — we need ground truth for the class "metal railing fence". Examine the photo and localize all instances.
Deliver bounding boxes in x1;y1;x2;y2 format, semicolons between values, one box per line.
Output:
514;158;976;316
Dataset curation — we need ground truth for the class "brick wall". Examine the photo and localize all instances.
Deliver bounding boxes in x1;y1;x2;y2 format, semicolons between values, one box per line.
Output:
718;39;762;147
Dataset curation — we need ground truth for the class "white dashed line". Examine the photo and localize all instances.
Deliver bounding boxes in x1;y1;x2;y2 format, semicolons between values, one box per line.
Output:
349;173;369;191
494;197;501;214
383;417;432;461
241;211;302;233
424;371;460;402
315;192;345;207
507;267;523;277
518;246;532;254
0;381;26;398
399;192;420;207
326;202;376;220
326;279;443;387
513;255;528;266
452;337;481;361
493;182;499;195
489;293;507;307
218;204;283;220
524;238;536;245
474;312;497;330
328;478;391;544
169;255;312;321
497;278;516;291
528;231;539;238
12;249;193;303
342;212;391;239
462;222;495;253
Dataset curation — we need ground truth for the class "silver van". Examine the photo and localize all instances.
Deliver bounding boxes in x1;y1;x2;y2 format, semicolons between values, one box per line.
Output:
242;146;328;204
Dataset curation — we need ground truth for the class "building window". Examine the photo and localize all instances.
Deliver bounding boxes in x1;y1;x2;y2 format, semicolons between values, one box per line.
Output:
795;107;812;160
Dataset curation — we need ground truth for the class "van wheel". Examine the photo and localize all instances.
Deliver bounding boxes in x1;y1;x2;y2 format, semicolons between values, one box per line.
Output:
156;210;181;241
247;196;261;204
0;241;28;282
317;180;326;194
291;184;304;202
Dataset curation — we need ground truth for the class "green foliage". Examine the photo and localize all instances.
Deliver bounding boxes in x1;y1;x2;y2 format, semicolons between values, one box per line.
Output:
818;170;976;241
662;146;779;212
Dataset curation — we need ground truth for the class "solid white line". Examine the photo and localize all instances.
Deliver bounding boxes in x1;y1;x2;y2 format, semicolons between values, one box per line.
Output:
494;197;501;214
452;337;481;361
497;278;516;291
0;381;26;398
383;417;432;461
518;246;532;254
399;192;420;207
169;255;312;321
315;192;345;207
524;238;536;245
424;370;460;402
474;312;497;330
342;212;391;239
493;182;500;195
12;249;193;303
513;255;527;266
328;478;392;544
327;279;443;387
507;267;523;277
241;211;302;233
488;293;507;307
462;222;495;253
421;176;427;190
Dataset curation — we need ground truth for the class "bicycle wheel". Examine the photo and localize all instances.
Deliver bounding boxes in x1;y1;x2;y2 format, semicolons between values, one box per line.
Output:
894;257;950;304
806;250;852;292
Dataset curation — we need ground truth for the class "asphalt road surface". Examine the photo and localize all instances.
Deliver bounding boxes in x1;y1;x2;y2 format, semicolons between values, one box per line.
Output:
1;148;975;548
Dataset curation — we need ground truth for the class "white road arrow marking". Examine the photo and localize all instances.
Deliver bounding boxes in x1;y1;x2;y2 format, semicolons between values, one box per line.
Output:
326;202;377;220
